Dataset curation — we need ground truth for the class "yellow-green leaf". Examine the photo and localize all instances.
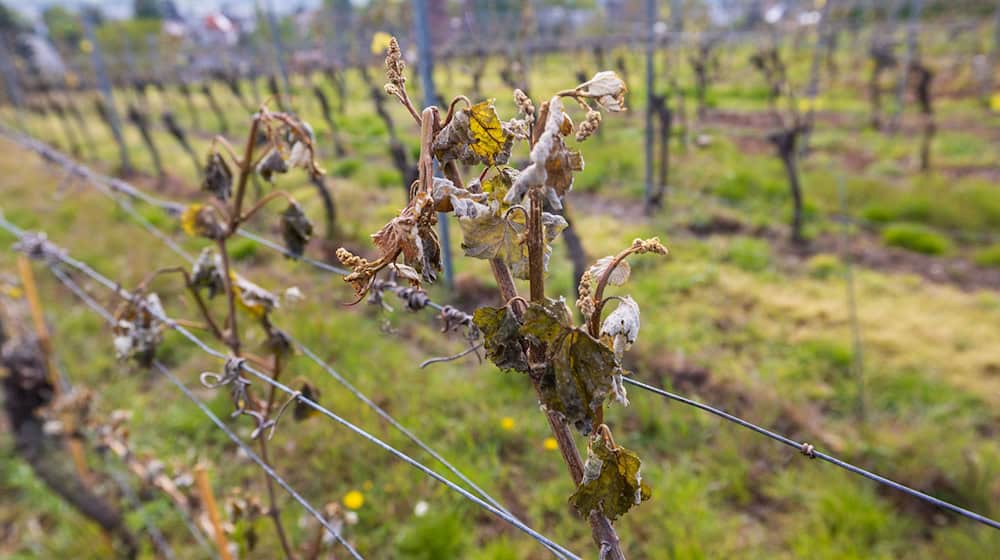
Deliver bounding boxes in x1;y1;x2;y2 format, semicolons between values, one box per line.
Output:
468;99;510;165
569;436;650;521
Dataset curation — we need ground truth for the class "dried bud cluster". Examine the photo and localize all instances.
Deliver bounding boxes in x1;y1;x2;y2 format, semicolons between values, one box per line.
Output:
514;88;535;117
576;110;602;142
385;37;406;89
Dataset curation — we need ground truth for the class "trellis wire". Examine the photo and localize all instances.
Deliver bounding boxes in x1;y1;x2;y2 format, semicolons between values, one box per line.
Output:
46;264;219;559
33;144;508;520
0;221;580;560
6;101;1000;534
50;260;365;560
621;377;1000;531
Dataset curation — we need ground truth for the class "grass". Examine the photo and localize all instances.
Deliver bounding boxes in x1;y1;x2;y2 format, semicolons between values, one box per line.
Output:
881;223;952;255
2;27;1000;559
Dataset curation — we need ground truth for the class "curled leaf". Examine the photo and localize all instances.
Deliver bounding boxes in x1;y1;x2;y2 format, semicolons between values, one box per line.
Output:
433;100;513;166
505;98;583;210
280;202;313;259
257;149;288;182
113;294;165;367
202;152;232;200
600;296;640;406
337;191;441;299
180;204;226;240
572;71;628;112
293;382;320;421
600;296;640;358
233;275;279;318
472;305;529;373
588;256;631;287
569;434;650;521
191;248;225;298
520;299;625;435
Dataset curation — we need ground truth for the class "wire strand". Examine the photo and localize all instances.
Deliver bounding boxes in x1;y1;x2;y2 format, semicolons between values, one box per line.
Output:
48;263;364;560
4;221;579;559
621;377;1000;531
9;132;508;520
22;153;519;521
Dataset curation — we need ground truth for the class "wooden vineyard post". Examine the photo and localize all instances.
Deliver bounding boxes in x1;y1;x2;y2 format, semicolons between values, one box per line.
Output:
16;255;92;485
194;464;234;560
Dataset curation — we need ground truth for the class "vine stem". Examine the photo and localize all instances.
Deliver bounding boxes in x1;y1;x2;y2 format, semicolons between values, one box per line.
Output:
237;190;297;226
209;111;296;558
587;245;638;338
449;160;626;560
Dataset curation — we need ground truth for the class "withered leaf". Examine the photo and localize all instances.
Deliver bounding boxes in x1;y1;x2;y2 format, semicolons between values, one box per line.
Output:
453;198;566;280
520;299;624;434
505;98;584;210
600;296;640;358
433;101;513;167
257;148;289;182
191;248;225;299
180;204;226;240
293;382;320;421
280;202;313;259
467;100;510;165
572;71;629;112
202;152;232;200
588;256;631;287
481;167;518;210
569;436;650;521
473;305;529;373
233;276;279;318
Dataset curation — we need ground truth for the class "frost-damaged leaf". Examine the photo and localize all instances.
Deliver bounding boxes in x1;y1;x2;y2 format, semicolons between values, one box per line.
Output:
432;100;513;167
569;436;650;521
233;275;279;318
505;98;583;210
573;71;629;112
453;192;566;280
588;256;631;287
113;293;165;367
191;248;225;298
256;148;288;182
520;299;625;434
180;204;226;240
202;152;232;200
293;382;320;421
468;100;510;164
280;202;313;259
600;296;640;406
473;306;529;373
481;166;518;208
600;296;640;358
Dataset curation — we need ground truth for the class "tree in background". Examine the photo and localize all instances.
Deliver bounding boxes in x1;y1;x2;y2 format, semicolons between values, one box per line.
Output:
42;6;83;47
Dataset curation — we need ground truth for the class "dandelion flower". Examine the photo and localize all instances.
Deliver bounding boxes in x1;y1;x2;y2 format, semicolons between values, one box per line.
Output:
343;490;364;510
500;417;515;431
544;437;559;451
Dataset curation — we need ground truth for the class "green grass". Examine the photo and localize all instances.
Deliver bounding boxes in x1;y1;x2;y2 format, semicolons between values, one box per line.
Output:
3;26;1000;559
974;243;1000;268
881;223;952;255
